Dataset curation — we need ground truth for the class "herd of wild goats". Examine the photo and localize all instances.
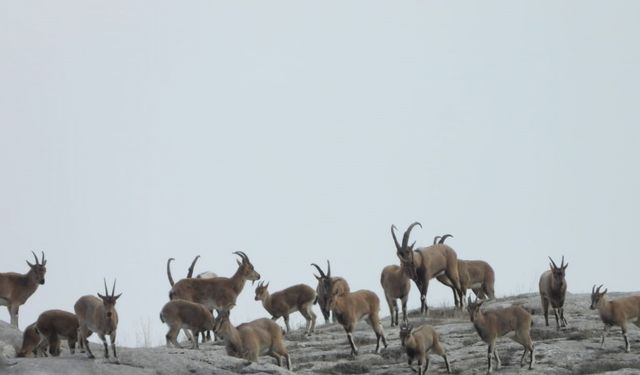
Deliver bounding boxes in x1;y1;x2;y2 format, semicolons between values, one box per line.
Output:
2;222;640;374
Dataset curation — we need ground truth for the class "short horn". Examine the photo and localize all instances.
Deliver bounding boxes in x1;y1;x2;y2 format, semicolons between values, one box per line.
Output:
233;251;248;262
187;255;200;278
560;255;565;268
592;284;596;294
103;278;109;296
31;251;39;265
433;236;440;245
402;222;422;248
391;225;402;250
326;260;331;278
41;251;46;264
112;279;117;297
310;263;326;278
548;256;559;269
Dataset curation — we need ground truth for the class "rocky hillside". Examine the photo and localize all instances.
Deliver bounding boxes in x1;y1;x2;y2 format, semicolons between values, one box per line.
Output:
2;292;640;374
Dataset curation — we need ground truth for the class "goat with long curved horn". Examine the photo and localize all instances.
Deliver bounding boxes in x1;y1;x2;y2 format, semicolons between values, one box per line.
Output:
187;256;200;278
391;225;402;251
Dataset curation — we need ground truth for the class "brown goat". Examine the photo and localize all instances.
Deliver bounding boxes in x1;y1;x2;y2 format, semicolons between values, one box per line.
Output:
213;310;291;370
590;285;640;352
539;256;568;330
34;309;79;356
160;300;214;349
311;261;350;323
438;260;496;308
392;223;463;314
0;251;47;328
380;264;410;327
254;281;317;335
17;322;48;358
400;323;451;374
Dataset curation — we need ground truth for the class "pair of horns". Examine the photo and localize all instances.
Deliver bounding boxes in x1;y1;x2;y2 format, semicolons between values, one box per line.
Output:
433;234;453;245
391;222;422;251
592;284;607;295
27;251;46;266
233;251;249;262
549;256;568;270
102;278;118;297
311;260;331;279
257;280;270;288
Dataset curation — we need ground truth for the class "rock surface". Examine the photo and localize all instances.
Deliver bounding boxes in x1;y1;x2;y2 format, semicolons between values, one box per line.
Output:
2;292;640;374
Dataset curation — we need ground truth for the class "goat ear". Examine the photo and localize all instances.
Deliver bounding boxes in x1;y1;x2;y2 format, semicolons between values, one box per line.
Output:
114;293;122;300
26;261;34;268
313;274;320;280
97;293;105;299
562;263;569;270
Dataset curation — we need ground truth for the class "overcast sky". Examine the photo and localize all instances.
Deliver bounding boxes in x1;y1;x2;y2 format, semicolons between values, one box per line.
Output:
1;1;639;346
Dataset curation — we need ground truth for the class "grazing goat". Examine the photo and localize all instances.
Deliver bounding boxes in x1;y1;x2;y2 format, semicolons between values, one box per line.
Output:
74;279;122;363
539;256;568;330
34;309;79;356
170;251;260;317
311;260;350;323
325;277;387;356
438;259;496;308
467;297;534;373
17;323;48;357
213;309;291;370
0;251;47;328
400;323;451;374
160;300;214;349
392;223;463;314
380;264;410;327
590;285;640;352
254;281;317;335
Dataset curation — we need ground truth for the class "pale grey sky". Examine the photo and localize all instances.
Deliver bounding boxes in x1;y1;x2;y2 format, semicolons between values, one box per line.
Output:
1;1;639;346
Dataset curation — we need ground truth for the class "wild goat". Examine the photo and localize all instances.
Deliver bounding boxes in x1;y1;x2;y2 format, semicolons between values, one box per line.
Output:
325;277;387;356
160;300;214;349
438;260;496;308
0;251;47;328
213;309;291;370
74;279;122;363
392;223;463;314
33;309;79;356
17;323;48;357
467;297;534;373
170;251;260;316
539;256;568;330
380;264;410;327
254;281;317;335
590;285;640;352
311;260;350;323
400;323;451;374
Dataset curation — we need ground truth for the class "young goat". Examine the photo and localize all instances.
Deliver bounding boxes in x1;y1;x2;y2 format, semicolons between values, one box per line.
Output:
213;309;291;370
254;281;317;335
0;251;47;328
74;279;122;363
438;259;496;308
380;264;410;327
467;297;534;373
325;277;387;356
590;284;640;352
170;252;260;317
17;323;48;358
311;261;350;323
400;323;451;374
539;256;568;330
160;300;214;349
34;309;79;356
392;223;463;314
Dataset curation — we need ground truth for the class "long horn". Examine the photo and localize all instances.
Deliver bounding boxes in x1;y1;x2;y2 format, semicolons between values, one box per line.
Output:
187;255;200;278
103;278;109;295
326;260;331;278
596;284;603;294
560;255;565;268
167;258;175;286
433;236;441;245
592;284;596;294
438;234;453;244
548;256;559;269
391;225;402;250
233;251;248;262
31;251;39;265
310;263;326;278
402;222;422;248
41;251;46;264
112;279;117;297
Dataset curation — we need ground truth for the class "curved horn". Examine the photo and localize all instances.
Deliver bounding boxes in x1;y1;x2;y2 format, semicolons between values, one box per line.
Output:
103;278;109;296
167;258;175;286
31;251;39;265
326;260;332;278
548;256;559;269
592;284;596;294
187;255;200;278
310;263;326;278
596;284;604;294
112;279;117;297
391;225;402;250
438;234;453;244
402;222;422;248
433;236;441;245
233;251;248;262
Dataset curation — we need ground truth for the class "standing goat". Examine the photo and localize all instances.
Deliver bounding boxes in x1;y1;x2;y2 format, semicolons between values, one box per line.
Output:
311;260;350;323
438;260;496;308
539;256;568;330
170;251;260;317
400;323;451;374
0;251;47;328
34;309;79;356
254;281;317;335
590;285;640;352
467;297;534;373
392;223;463;314
213;309;291;370
166;255;205;287
74;279;122;363
160;300;214;349
325;277;387;356
380;264;410;327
